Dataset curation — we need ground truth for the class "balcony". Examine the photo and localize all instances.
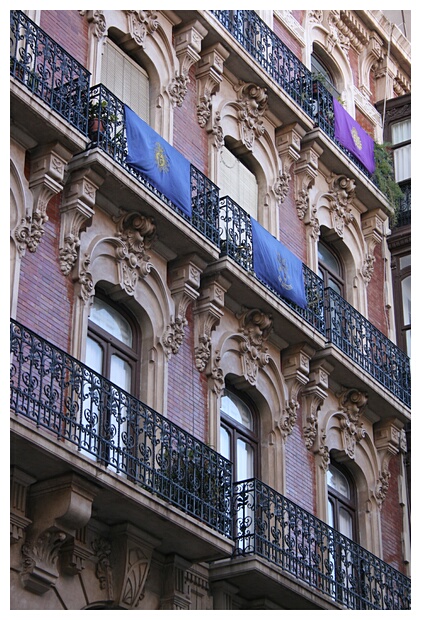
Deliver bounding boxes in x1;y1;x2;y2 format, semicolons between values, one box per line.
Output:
211;10;380;183
227;479;410;610
396;180;411;227
10;10;90;136
9;321;411;610
220;197;410;407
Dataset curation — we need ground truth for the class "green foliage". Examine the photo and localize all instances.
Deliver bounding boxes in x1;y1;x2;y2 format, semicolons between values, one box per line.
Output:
372;143;403;223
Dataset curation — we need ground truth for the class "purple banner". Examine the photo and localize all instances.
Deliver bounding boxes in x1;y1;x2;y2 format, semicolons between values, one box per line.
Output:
333;99;375;174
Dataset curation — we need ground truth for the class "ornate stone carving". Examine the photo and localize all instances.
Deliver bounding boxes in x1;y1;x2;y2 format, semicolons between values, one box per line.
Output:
280;343;316;439
309;10;323;23
78;254;95;304
301;358;333;450
373;417;405;506
294;140;323;222
168;74;189;108
337;10;369;53
211;111;224;149
337;388;368;459
92;537;113;597
361;210;385;285
196;44;229;127
161;555;192;610
375;469;391;506
10;468;36;544
193;274;230;372
361;253;375;284
327;174;355;237
59;168;103;275
234;81;268;150
275;123;305;204
60;527;92;576
237;309;272;386
83;10;107;39
21;530;67;594
327;10;351;56
170;21;208;108
114;211;156;296
209;350;224;395
125;10;159;48
318;429;330;471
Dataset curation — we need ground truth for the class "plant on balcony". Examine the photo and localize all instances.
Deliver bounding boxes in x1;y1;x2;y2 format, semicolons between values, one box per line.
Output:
372;142;403;223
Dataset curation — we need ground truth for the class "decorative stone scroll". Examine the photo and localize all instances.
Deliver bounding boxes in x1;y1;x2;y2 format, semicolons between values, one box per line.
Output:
237;308;273;386
337;387;368;459
234;81;268;150
280;343;316;439
196;44;229;128
327;173;356;238
170;20;208;108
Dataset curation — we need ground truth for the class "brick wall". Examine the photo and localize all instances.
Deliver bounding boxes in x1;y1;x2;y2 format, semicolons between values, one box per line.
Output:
381;454;406;573
366;243;388;334
39;10;89;69
16;193;74;352
279;172;308;263
273;12;305;62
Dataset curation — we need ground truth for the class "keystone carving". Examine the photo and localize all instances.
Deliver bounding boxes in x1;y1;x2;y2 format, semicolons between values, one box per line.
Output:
193;274;230;372
170;21;208;108
196;44;229;128
275;123;306;203
163;255;206;358
280;343;316;439
15;143;72;254
327;174;356;238
20;474;97;595
337;387;368;459
114;211;157;296
237;309;272;386
59;168;103;275
234;81;268;151
125;10;159;48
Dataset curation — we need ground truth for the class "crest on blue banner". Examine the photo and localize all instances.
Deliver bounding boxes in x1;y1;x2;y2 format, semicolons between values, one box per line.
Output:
251;218;307;309
124;105;192;217
333;99;375;174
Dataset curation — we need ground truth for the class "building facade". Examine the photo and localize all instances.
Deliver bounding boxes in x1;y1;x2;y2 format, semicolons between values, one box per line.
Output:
10;9;411;610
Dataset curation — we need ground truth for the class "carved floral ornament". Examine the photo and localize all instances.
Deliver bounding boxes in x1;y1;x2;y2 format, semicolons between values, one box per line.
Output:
337;387;368;459
237;308;273;386
234;81;268;151
327;173;356;238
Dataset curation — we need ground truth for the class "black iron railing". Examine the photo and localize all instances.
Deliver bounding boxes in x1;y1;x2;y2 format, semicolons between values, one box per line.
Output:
10;319;232;536
10;10;90;134
212;10;378;183
325;288;410;406
219;197;410;406
233;479;411;610
396;180;411;227
87;84;221;247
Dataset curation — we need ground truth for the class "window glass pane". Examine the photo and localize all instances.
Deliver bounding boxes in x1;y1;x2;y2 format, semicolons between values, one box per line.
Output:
400;255;411;269
327;498;335;528
327;465;350;499
236;438;254;480
328;277;342;295
391;119;411;144
401;276;411;325
219;146;258;219
405;330;411;358
221;390;253;430
338;507;353;539
90;297;133;346
318;242;341;276
393;144;411;182
110;354;131;392
220;426;231;461
86;336;103;373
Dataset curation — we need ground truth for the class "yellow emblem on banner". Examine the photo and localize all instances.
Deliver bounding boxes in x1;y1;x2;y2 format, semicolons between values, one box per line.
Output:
277;254;293;291
155;142;169;172
351;127;363;151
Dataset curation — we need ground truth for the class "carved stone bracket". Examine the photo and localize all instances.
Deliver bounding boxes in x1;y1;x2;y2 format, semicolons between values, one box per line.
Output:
275;123;306;204
234;81;268;151
193;274;231;372
114;210;157;296
301;358;333;453
280;343;316;439
196;44;229;128
163;255;206;358
10;467;36;545
373;418;406;507
327;173;356;238
209;350;225;395
125;10;159;48
59;168;104;275
336;387;368;459
294;139;323;224
360;209;385;284
83;10;107;40
170;20;208;108
237;308;273;386
15;143;72;255
20;474;98;595
60;527;92;576
77;253;95;305
161;554;192;610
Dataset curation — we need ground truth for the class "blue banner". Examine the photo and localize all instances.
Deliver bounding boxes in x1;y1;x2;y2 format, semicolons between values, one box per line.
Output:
251;218;307;309
124;105;192;217
333;99;375;174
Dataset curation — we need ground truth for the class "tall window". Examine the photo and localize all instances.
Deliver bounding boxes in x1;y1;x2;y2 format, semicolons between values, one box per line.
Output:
327;463;357;540
391;119;411;183
220;388;258;481
311;52;340;100
318;240;344;296
101;38;149;122
219;145;258;219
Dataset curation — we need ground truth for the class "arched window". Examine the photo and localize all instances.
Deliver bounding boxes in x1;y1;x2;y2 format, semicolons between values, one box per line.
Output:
327;462;357;541
311;52;340;100
220;388;258;481
318;239;344;296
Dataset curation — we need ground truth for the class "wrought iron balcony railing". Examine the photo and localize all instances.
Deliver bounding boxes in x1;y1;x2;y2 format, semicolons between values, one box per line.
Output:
396;180;411;227
325;288;410;406
87;84;221;247
10;10;90;134
219;196;410;406
10;319;233;537
212;10;378;182
233;478;411;610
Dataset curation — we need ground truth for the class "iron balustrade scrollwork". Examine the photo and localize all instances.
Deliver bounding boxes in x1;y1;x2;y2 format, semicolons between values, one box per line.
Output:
233;479;411;610
396;180;411;227
325;287;410;406
10;10;90;134
219;196;325;334
10;319;232;536
87;84;220;247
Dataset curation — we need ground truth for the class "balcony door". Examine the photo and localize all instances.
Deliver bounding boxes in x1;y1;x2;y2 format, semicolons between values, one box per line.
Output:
83;295;140;469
